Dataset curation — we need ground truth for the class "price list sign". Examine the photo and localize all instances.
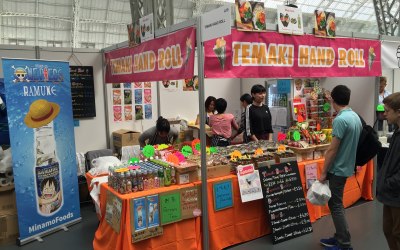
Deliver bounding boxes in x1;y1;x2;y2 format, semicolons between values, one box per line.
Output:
70;66;96;118
258;161;312;244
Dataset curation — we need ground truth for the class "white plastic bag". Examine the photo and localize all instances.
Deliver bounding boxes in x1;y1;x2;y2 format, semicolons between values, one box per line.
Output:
307;180;331;206
89;156;121;176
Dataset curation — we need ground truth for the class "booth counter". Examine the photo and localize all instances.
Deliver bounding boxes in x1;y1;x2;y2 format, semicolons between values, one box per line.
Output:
88;157;373;250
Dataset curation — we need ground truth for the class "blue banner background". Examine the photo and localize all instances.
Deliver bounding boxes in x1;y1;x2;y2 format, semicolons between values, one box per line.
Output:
2;58;80;240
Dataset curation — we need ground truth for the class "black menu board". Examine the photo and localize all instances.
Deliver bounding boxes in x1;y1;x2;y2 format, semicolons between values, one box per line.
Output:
70;66;96;118
258;161;312;244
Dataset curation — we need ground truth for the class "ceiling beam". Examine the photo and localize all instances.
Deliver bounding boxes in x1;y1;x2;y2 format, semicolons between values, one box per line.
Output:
72;0;80;48
103;0;111;48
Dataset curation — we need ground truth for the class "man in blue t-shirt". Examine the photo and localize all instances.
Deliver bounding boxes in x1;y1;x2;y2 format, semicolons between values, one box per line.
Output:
319;85;362;250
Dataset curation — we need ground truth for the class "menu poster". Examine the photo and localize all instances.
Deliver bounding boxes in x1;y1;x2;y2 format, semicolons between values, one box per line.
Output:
135;105;143;120
258;161;313;244
305;162;318;189
123;82;131;88
144;104;152;120
213;179;233;211
124;106;133;121
70;66;96;118
160;192;182;225
144;89;151;104
114;106;122;122
124;89;132;104
112;83;120;88
105;190;122;233
147;195;160;228
130;197;163;243
134;89;143;104
144;82;151;88
237;164;263;202
113;89;122;105
180;185;202;219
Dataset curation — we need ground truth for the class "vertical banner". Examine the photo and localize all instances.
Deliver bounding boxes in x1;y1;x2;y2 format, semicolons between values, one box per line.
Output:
2;58;81;243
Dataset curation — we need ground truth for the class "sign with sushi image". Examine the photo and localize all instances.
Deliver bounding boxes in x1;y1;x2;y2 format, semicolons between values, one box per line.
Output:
314;9;336;38
277;5;304;35
235;0;266;32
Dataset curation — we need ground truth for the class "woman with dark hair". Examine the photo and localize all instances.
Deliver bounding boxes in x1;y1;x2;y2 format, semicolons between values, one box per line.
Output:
209;98;239;147
246;84;273;141
138;116;178;147
195;96;216;125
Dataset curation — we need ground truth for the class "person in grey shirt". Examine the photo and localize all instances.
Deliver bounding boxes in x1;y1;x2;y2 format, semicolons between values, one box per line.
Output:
138;116;178;147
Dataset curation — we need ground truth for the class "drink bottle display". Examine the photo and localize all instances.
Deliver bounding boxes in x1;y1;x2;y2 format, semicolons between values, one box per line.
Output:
34;121;63;216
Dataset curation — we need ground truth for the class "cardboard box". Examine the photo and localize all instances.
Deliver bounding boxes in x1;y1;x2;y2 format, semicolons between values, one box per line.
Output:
112;129;140;147
206;164;231;179
0;213;18;246
0;189;17;216
176;171;198;185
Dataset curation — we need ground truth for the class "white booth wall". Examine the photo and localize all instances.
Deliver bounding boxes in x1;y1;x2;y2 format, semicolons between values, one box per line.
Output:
0;46;108;153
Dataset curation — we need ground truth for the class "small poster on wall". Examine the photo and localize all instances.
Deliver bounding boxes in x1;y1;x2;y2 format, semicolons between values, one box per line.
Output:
161;80;179;92
134;89;143;104
105;190;122;233
235;0;266;32
160;192;181;225
124;106;133;121
114;106;122;122
144;89;152;104
135;105;143;120
139;13;154;43
124;89;132;105
112;83;120;88
132;197;147;232
144;104;152;120
124;82;131;89
113;89;122;105
183;76;198;91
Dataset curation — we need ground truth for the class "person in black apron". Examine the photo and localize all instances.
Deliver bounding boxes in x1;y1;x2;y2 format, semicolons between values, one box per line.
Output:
138;116;178;147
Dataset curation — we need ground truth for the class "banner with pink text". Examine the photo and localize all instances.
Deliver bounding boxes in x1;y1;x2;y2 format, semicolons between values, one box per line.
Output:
105;27;195;83
204;30;381;78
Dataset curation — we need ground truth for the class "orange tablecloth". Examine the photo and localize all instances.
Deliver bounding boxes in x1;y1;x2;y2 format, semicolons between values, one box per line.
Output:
91;159;374;250
93;183;200;250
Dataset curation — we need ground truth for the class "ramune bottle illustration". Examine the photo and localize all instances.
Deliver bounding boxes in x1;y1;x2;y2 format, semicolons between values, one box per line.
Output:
24;99;63;216
34;121;63;215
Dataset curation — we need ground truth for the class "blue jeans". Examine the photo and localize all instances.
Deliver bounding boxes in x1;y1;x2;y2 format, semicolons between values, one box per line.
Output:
327;173;352;248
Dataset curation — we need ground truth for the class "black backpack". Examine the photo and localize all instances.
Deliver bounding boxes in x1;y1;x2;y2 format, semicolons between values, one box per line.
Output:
355;115;381;169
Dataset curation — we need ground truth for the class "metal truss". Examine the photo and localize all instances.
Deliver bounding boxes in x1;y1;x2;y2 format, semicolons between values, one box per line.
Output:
373;0;400;36
72;0;80;48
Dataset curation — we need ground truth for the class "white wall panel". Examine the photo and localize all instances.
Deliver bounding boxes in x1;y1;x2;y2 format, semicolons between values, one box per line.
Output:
40;48;108;153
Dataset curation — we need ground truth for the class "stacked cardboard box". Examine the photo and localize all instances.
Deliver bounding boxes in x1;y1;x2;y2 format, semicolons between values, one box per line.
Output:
0;188;18;245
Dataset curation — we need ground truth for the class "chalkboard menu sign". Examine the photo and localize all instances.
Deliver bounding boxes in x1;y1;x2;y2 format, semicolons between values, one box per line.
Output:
258;161;312;244
70;66;96;118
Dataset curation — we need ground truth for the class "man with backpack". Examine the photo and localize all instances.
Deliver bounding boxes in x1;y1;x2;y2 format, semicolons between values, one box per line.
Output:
377;92;400;250
318;85;362;250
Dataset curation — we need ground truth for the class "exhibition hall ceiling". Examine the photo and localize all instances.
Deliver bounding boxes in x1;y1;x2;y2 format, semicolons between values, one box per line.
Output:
0;0;381;50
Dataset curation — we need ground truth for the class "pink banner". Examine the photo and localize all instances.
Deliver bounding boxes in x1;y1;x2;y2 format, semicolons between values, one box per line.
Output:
204;30;381;78
105;27;195;83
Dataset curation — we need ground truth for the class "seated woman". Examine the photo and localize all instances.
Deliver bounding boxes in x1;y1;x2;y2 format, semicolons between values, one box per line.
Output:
209;98;239;147
138;116;178;147
195;96;216;125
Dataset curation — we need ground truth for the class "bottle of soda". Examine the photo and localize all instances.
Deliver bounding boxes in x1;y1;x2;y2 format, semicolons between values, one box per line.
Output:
125;171;132;193
164;166;171;187
131;170;138;192
137;170;144;191
158;168;164;187
171;167;177;185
